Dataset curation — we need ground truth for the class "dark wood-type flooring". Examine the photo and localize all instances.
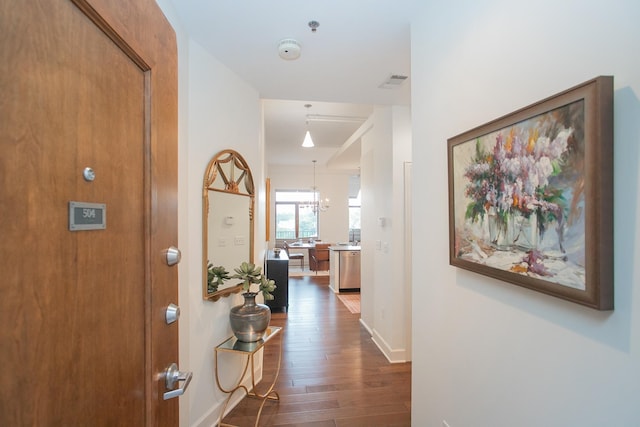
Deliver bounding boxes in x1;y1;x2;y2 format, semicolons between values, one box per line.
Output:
221;275;412;426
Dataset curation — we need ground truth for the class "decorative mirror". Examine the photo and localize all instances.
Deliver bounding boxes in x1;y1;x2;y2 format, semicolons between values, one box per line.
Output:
203;149;255;301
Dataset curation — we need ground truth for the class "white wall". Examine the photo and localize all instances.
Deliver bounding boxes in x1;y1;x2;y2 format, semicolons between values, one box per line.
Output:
156;3;266;425
390;106;412;353
360;106;412;362
411;1;640;426
185;40;264;427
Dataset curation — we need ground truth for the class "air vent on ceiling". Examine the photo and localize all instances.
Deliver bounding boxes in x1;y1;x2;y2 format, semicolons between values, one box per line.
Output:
379;74;409;89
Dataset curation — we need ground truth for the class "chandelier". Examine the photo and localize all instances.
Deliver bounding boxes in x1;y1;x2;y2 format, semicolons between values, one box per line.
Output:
306;160;329;215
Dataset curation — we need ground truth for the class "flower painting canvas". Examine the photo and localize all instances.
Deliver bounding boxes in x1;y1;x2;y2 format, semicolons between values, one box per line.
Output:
454;102;584;286
447;77;614;310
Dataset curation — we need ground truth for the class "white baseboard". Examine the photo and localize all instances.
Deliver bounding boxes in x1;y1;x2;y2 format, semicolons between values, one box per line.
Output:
359;317;373;335
371;328;407;364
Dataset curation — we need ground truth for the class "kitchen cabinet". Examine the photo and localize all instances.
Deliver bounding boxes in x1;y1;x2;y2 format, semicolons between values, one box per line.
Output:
265;250;289;311
329;245;361;293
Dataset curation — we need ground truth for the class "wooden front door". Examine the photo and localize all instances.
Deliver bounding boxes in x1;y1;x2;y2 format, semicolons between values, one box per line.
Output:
0;0;179;425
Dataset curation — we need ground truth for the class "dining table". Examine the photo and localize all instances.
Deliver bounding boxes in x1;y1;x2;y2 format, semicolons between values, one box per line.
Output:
287;241;317;250
285;241;316;261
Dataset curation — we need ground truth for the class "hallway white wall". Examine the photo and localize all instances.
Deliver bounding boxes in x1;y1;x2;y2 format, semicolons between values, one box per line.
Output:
360;106;412;362
156;2;266;424
411;1;640;426
183;40;263;426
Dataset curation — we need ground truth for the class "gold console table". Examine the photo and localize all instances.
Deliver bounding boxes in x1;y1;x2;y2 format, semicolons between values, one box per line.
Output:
214;326;283;427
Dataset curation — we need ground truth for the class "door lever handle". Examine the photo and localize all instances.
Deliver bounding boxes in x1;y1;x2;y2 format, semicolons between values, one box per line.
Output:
163;363;192;400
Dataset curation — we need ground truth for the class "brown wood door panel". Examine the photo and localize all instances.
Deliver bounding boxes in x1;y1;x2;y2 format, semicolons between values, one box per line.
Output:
0;0;178;425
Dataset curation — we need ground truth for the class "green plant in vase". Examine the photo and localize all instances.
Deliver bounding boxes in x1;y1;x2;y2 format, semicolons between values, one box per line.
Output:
207;261;276;300
229;261;277;342
207;262;230;293
231;261;276;301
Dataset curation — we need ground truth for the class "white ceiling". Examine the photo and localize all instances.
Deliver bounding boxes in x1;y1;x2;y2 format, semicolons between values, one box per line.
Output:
169;0;414;168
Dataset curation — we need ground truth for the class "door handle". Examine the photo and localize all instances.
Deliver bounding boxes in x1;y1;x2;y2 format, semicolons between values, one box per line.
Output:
163;363;192;400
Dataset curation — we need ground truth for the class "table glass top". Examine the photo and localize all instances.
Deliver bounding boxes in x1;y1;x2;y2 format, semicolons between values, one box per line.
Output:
215;326;282;354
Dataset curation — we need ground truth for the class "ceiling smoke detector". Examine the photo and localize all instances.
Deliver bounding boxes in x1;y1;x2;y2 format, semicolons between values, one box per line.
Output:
278;38;301;60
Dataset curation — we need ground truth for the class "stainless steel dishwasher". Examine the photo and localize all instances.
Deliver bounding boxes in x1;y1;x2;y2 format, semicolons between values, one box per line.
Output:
339;250;361;290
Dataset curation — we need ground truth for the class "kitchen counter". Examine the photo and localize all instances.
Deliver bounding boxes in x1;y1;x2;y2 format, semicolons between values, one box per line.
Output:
329;245;361;251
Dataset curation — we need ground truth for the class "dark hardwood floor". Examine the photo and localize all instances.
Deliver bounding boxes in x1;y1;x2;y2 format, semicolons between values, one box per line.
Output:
221;275;412;426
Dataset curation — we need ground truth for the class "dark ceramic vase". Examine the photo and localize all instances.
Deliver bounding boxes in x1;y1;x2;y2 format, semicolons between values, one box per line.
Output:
229;292;271;342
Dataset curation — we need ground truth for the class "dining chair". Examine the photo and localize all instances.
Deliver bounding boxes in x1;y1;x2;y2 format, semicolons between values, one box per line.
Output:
309;243;330;274
283;241;305;269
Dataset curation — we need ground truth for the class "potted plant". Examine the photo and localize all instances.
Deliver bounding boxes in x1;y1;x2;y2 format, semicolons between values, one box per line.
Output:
231;261;276;301
207;262;230;293
208;261;277;342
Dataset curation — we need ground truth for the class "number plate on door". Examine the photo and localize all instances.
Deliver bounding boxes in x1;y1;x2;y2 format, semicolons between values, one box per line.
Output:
69;201;106;231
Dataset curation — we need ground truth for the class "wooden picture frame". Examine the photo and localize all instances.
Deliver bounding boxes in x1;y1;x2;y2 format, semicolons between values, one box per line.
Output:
266;178;271;241
447;76;614;310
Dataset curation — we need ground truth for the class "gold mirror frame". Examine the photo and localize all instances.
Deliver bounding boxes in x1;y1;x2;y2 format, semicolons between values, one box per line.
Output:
203;149;255;301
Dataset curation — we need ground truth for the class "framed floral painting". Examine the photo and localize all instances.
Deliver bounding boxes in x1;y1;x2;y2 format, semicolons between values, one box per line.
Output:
447;76;614;310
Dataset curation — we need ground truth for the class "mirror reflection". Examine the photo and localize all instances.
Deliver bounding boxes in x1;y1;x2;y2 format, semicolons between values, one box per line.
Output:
203;149;255;301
